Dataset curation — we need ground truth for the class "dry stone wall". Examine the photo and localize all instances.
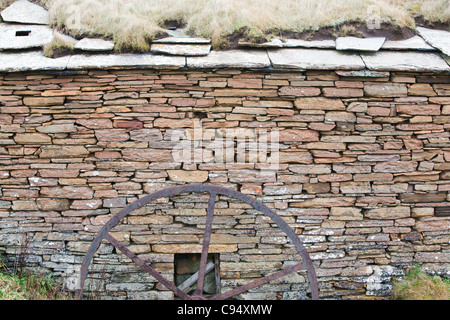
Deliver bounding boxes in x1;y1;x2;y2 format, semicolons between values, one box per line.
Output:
0;67;449;300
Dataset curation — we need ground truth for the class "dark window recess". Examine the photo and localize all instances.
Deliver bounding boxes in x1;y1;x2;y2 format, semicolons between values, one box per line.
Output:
16;31;31;37
193;111;208;119
435;207;450;217
174;253;220;297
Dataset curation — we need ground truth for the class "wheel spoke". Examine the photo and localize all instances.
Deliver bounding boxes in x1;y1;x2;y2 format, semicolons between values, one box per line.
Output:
194;192;216;296
78;184;319;300
211;262;303;300
104;233;191;300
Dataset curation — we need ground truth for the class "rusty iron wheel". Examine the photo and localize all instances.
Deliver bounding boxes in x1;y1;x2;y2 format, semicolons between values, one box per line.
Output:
76;184;319;300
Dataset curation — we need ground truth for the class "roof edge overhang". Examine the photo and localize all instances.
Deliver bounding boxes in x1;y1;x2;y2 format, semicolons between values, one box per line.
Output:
0;49;449;74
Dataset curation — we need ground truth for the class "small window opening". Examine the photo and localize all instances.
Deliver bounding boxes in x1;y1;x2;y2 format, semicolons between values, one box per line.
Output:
16;31;31;37
193;111;208;119
435;207;450;217
174;253;220;297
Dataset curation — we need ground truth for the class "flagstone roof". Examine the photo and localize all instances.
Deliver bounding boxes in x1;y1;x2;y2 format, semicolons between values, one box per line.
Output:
0;0;449;73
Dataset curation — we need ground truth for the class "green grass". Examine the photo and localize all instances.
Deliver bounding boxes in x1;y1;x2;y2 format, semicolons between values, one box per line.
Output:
0;272;70;300
392;266;450;300
0;255;71;300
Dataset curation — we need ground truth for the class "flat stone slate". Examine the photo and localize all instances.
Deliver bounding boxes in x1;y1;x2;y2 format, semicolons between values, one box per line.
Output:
53;30;78;46
381;35;435;51
150;43;211;56
268;48;365;70
74;38;115;51
239;38;284;48
239;38;335;49
165;28;194;38
443;54;450;66
0;24;53;50
152;37;211;44
66;54;186;70
416;27;450;56
187;50;271;69
336;70;390;78
282;39;336;49
0;51;70;72
361;51;450;73
336;36;386;52
0;0;49;25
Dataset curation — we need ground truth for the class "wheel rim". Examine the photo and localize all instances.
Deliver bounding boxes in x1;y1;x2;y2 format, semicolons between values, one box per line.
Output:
76;184;319;300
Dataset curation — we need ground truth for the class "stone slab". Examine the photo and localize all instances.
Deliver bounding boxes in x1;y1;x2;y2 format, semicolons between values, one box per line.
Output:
150;43;211;56
0;0;49;25
416;26;450;56
239;38;284;48
66;53;186;70
282;39;336;49
0;50;70;72
239;38;335;49
53;30;78;46
0;51;186;72
361;51;450;73
268;48;365;70
336;37;386;52
336;70;390;78
381;35;435;51
74;38;115;51
0;24;53;50
443;54;450;66
165;28;193;38
153;37;210;44
187;50;271;69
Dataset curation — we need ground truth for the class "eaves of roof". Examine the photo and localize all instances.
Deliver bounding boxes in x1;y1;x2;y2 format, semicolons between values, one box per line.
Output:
0;48;449;74
0;0;449;74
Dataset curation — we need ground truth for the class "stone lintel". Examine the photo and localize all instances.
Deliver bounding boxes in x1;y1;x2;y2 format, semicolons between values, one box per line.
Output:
66;53;186;70
0;51;69;72
187;50;271;69
361;51;450;73
268;48;366;70
0;47;449;73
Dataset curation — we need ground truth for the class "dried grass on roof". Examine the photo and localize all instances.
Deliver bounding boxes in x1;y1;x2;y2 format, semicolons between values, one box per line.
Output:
1;0;449;51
